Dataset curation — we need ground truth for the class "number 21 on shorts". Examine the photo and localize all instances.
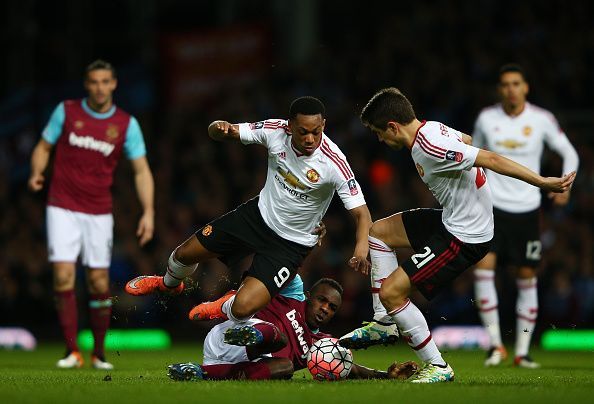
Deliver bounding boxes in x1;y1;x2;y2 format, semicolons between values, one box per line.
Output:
411;246;435;268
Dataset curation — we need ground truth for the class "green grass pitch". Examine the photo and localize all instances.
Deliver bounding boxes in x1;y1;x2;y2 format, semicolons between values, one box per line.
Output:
1;343;593;403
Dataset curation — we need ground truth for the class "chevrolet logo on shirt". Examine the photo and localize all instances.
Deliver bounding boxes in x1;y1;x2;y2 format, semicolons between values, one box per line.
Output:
276;167;311;191
496;139;526;149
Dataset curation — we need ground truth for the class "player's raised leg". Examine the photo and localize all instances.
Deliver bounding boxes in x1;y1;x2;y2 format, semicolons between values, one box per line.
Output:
126;233;219;296
514;266;540;368
474;253;507;366
189;276;272;322
340;214;408;349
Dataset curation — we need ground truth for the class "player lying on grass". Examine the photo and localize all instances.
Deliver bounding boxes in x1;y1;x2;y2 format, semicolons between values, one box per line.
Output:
168;275;418;381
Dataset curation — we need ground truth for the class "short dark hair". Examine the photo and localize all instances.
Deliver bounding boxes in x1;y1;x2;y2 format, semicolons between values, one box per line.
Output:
360;87;416;129
85;59;116;79
498;63;527;82
289;96;325;119
310;278;343;296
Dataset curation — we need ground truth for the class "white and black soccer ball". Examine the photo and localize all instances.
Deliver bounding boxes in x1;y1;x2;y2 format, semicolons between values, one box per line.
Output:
307;337;353;381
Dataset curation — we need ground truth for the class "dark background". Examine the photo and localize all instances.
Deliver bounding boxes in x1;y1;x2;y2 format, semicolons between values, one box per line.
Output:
1;0;593;341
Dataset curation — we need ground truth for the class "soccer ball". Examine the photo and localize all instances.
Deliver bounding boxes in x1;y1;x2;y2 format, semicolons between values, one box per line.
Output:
307;337;353;381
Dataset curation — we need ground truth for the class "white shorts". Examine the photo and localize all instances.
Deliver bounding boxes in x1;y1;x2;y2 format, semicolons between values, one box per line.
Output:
46;206;113;268
203;319;272;365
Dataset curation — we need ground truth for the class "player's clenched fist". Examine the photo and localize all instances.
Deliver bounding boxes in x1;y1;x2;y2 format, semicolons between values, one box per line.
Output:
28;173;45;192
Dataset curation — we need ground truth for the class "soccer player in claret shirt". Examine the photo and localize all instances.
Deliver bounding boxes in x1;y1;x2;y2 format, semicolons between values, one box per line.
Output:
472;64;579;368
167;276;418;381
339;87;575;383
126;97;375;331
28;60;155;369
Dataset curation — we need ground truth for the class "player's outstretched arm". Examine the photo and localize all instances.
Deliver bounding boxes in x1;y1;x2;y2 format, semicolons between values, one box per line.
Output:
208;120;241;142
28;139;53;192
348;361;419;380
347;204;372;275
474;149;576;193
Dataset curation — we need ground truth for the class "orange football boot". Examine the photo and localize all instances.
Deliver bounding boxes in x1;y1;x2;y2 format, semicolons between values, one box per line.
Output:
189;290;237;321
125;275;184;296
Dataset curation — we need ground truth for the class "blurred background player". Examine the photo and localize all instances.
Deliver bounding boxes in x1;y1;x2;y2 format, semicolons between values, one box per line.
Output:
126;97;372;327
28;60;155;369
341;87;575;383
167;275;418;381
472;64;579;368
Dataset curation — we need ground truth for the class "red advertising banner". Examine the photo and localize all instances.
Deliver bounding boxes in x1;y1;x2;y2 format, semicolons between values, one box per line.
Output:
161;25;271;106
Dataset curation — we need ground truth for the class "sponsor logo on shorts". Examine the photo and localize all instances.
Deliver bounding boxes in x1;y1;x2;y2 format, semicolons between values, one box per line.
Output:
250;121;265;130
202;225;213;236
306;169;319;183
348;179;358;195
445;150;463;162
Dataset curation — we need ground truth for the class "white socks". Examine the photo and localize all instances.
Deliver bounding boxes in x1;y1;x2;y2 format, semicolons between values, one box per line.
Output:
163;251;198;288
515;277;538;357
368;236;398;322
388;299;446;366
474;269;503;347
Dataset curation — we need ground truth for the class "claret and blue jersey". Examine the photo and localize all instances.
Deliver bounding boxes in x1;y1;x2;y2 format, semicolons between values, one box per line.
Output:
42;98;147;214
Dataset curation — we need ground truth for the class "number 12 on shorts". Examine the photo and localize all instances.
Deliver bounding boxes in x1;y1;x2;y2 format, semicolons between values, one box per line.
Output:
411;246;435;268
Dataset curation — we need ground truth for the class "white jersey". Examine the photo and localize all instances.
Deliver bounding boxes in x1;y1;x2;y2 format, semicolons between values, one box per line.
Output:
412;121;493;244
473;102;579;213
239;119;366;247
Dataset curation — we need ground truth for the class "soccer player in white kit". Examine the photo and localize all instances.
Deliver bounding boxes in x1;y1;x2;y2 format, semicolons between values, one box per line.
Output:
126;97;372;325
340;87;575;383
472;64;579;368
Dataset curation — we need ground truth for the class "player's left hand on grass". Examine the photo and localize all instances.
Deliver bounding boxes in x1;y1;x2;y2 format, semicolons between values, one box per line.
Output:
312;221;326;246
137;211;155;246
387;361;420;380
541;171;576;193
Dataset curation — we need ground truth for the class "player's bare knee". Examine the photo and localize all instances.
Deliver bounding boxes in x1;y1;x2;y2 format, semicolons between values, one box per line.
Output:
230;297;258;320
53;269;74;290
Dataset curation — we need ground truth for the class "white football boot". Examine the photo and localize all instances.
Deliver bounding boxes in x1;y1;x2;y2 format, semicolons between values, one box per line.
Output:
56;351;84;369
